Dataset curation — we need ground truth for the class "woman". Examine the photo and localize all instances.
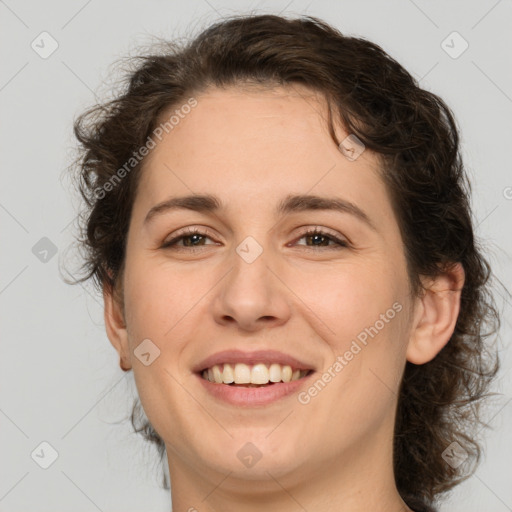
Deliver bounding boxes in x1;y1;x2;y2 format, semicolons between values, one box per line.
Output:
70;14;500;512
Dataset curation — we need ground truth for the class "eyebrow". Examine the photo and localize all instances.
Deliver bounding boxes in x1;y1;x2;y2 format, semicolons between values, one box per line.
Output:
143;193;377;231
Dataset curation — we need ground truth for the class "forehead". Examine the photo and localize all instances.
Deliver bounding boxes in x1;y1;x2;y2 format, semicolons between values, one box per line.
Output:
135;85;396;232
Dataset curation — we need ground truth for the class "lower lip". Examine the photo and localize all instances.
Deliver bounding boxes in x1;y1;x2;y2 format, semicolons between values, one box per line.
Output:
195;372;315;406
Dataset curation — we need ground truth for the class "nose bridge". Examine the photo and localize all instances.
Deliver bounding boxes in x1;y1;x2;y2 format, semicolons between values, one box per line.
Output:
227;233;273;304
211;231;291;330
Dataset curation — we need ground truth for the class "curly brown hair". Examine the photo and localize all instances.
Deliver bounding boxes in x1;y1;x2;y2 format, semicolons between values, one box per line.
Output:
68;13;501;511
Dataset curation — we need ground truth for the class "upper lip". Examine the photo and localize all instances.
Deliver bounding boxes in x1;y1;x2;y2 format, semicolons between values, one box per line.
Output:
192;349;316;373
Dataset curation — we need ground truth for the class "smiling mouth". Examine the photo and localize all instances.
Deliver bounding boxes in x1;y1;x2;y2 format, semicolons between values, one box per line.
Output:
199;362;313;386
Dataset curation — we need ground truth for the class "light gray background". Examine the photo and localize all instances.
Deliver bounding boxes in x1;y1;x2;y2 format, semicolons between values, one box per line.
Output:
1;0;511;511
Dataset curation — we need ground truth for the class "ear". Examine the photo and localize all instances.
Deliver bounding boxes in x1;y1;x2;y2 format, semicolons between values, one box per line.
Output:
406;262;465;365
103;280;132;371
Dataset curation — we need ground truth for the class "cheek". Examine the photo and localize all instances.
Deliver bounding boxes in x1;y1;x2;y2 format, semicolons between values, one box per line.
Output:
289;257;409;415
297;263;407;438
120;269;211;365
122;252;205;340
288;258;402;345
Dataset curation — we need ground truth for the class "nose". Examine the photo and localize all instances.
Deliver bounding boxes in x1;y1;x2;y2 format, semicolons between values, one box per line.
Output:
210;243;292;332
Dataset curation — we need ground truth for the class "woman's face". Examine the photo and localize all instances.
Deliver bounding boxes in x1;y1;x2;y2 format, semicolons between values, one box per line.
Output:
108;85;418;491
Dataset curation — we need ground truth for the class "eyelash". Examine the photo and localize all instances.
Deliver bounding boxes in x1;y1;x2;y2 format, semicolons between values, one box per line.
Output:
161;226;350;252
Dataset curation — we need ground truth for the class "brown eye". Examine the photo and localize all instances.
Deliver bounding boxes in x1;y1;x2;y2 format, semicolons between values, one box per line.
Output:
293;227;349;250
161;227;217;250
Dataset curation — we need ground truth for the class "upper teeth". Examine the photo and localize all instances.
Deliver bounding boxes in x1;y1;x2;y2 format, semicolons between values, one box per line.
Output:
201;363;309;384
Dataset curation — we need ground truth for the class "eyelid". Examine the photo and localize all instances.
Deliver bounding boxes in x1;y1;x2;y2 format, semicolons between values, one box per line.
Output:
161;225;350;251
161;226;217;247
290;226;350;249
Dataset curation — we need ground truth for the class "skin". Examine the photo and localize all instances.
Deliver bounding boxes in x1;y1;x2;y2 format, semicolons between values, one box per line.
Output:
104;84;464;512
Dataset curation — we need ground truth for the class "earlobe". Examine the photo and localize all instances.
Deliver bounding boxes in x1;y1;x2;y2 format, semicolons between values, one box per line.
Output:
406;262;465;365
103;281;132;371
